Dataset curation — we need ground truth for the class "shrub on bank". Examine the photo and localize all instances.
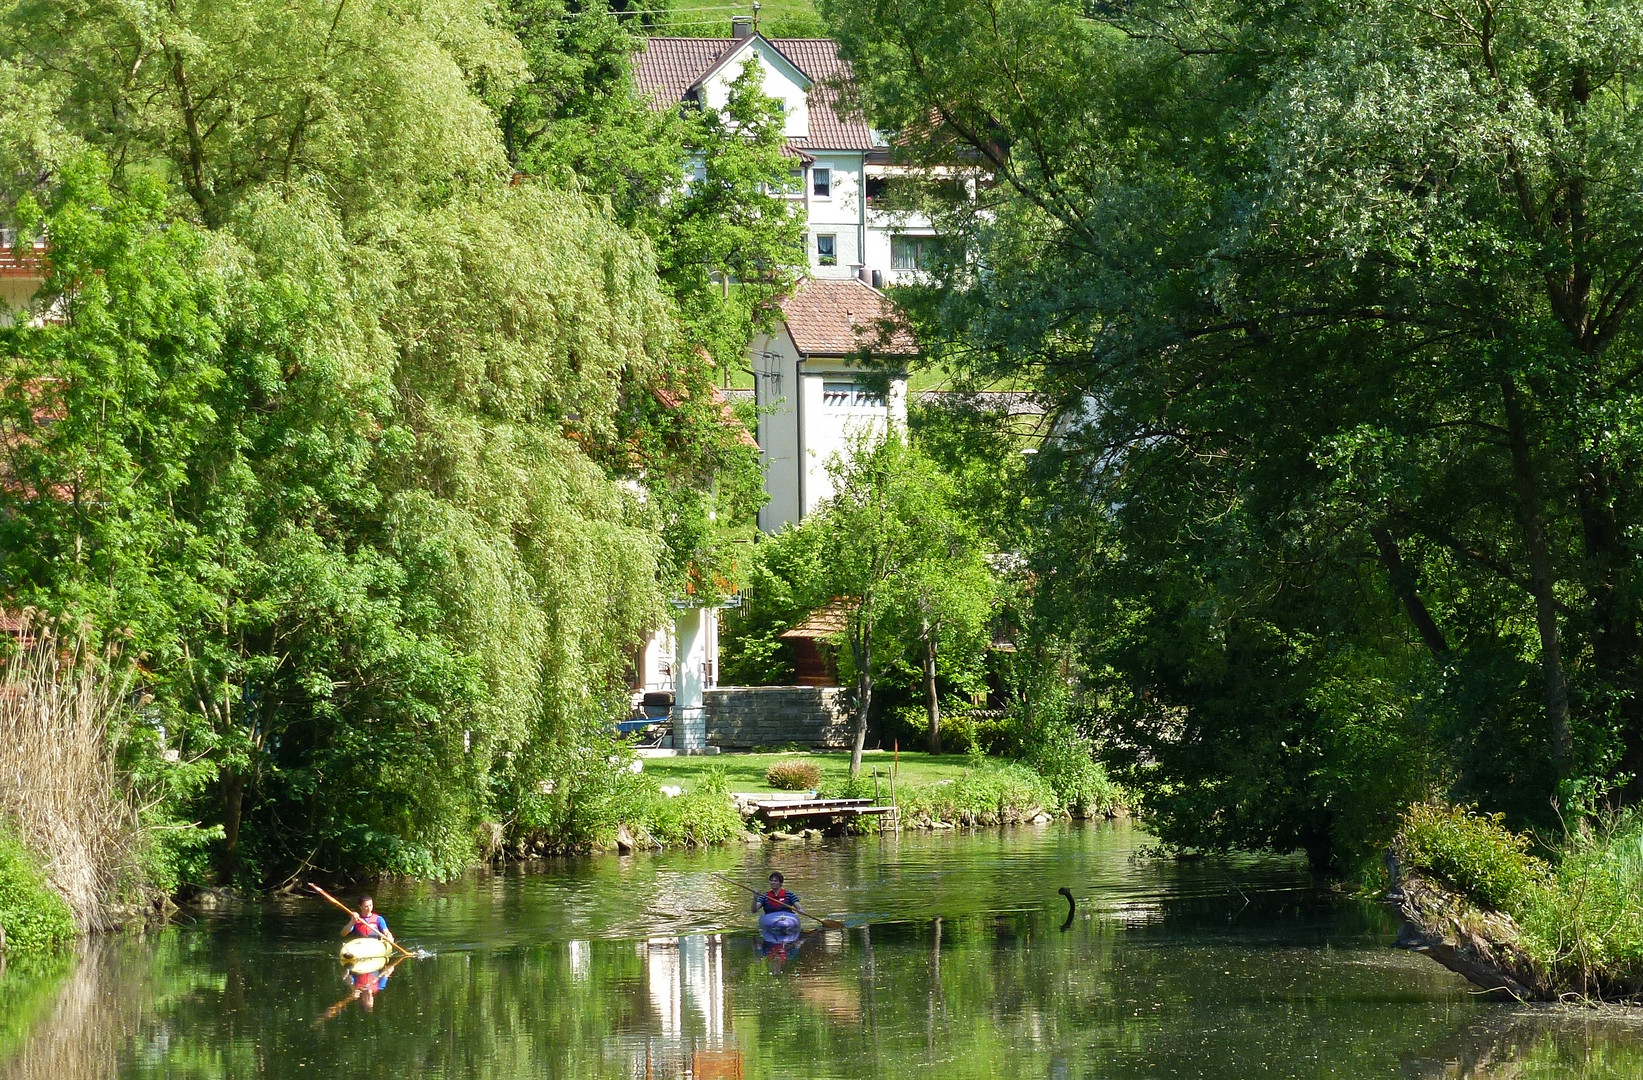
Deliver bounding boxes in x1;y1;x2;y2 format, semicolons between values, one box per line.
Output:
1395;803;1643;993
1397;802;1547;911
1024;722;1125;818
639;770;746;847
765;760;820;790
0;833;77;955
893;758;1061;826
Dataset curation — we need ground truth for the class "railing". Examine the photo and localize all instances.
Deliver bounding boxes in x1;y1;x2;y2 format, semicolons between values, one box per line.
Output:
0;242;46;278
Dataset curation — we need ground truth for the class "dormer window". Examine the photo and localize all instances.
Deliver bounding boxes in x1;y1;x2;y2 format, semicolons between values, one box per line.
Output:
812;167;831;198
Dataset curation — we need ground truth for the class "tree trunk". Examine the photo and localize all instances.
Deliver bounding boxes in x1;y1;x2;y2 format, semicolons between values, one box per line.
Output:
850;636;872;776
220;767;244;879
1576;466;1643;798
923;626;941;755
1369;522;1449;657
1501;377;1572;772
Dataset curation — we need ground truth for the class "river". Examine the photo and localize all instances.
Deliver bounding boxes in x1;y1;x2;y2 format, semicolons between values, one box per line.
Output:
4;820;1643;1078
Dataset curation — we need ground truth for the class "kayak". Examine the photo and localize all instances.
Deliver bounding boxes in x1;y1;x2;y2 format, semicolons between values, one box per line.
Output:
758;911;800;937
344;954;388;977
340;936;392;962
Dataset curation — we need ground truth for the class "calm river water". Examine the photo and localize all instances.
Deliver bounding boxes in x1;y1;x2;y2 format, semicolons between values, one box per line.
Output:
5;820;1643;1078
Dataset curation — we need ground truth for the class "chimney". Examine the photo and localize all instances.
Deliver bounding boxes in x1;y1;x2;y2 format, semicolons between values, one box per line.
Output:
731;15;754;39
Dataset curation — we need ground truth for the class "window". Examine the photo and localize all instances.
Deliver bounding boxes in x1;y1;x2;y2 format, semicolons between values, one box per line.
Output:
785;168;804;195
822;380;884;408
864;176;888;206
891;234;946;271
812;167;831;198
816;233;837;266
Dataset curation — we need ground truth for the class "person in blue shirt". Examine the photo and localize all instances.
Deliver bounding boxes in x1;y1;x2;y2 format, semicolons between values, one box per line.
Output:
341;895;395;946
753;872;802;917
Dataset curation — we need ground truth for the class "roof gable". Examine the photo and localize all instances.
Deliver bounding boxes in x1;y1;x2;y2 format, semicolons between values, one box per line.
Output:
777;277;918;358
691;34;812;97
634;36;876;151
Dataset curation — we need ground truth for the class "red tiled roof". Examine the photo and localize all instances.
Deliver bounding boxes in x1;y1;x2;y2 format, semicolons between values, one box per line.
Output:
771;39;877;153
635;37;733;106
778;277;918;357
634;37;878;152
652;380;760;449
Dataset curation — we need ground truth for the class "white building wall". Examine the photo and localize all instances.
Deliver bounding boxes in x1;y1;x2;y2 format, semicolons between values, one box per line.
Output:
796;362;907;515
752;328;804;533
751;332;907;533
698;39;810;138
805;152;865;278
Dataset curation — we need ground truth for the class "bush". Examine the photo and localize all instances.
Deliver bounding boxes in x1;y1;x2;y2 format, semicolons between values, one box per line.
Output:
1396;802;1547;911
765;760;820;790
1024;721;1124;818
0;833;77;954
894;760;1060;826
640;769;745;847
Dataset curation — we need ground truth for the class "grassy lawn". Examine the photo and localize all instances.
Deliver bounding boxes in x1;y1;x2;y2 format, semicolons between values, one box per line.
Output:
639;750;975;795
663;0;823;37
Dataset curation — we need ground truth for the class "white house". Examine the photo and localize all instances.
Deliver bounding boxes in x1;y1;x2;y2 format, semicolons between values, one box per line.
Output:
750;276;917;532
635;20;946;287
630;25;929;736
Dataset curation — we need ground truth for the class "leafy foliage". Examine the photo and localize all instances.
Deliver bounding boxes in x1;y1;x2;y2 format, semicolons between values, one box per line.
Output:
825;0;1643;867
0;0;768;887
0;832;77;954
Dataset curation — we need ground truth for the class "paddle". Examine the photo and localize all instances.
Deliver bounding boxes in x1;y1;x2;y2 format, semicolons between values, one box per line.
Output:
714;873;845;930
308;883;424;960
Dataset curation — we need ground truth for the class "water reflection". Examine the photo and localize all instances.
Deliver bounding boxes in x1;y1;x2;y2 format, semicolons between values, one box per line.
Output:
4;823;1643;1078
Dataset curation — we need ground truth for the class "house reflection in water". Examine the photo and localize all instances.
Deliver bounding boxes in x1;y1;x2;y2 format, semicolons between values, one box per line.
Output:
613;933;742;1080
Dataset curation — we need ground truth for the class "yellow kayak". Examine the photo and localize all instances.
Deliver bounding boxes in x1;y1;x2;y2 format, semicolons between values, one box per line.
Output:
340;936;391;962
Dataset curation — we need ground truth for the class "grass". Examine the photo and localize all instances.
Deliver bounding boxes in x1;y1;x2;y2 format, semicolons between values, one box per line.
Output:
662;0;823;37
1395;802;1643;998
640;750;976;795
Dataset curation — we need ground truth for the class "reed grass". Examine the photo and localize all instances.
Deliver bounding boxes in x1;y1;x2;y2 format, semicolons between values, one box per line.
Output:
0;631;151;933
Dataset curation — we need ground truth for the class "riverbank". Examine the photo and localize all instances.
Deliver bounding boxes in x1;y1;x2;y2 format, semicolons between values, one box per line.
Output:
635;749;1126;838
1390;802;1643;1002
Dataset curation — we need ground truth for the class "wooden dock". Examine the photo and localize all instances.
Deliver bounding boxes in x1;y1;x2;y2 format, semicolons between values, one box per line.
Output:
747;797;897;824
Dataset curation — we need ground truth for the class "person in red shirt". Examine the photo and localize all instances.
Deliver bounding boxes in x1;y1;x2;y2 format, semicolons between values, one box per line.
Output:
753;873;803;917
341;895;395;946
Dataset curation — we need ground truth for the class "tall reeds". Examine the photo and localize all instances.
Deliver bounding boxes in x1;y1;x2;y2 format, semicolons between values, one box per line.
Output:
0;629;149;932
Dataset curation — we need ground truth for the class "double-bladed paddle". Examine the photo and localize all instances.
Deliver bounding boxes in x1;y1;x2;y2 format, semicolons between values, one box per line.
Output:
309;882;425;960
714;872;845;929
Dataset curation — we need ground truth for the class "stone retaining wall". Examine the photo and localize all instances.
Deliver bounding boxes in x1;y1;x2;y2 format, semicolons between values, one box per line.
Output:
703;686;854;750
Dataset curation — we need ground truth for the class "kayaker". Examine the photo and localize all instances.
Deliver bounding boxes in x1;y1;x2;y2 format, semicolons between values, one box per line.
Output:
752;872;802;917
341;895;395;945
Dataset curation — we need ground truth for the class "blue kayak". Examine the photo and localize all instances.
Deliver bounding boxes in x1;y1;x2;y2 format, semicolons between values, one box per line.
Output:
758;911;801;937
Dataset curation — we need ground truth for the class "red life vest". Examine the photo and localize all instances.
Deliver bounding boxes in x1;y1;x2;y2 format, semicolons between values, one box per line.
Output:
765;888;790;910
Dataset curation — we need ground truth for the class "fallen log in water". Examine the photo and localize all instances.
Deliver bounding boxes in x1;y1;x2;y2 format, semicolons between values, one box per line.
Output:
1385;858;1548;1001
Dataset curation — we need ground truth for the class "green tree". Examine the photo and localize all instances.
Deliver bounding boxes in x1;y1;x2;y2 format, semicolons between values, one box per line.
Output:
825;0;1643;864
0;0;755;882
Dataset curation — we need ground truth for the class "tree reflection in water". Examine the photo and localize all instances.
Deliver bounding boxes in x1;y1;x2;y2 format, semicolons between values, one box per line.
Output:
4;825;1643;1078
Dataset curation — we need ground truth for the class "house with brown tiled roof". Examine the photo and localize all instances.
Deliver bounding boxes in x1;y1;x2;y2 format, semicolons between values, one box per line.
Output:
751;276;918;532
634;18;948;286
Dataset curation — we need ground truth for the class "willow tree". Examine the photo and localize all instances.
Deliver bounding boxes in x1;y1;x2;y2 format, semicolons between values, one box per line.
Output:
0;0;748;879
825;0;1643;864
